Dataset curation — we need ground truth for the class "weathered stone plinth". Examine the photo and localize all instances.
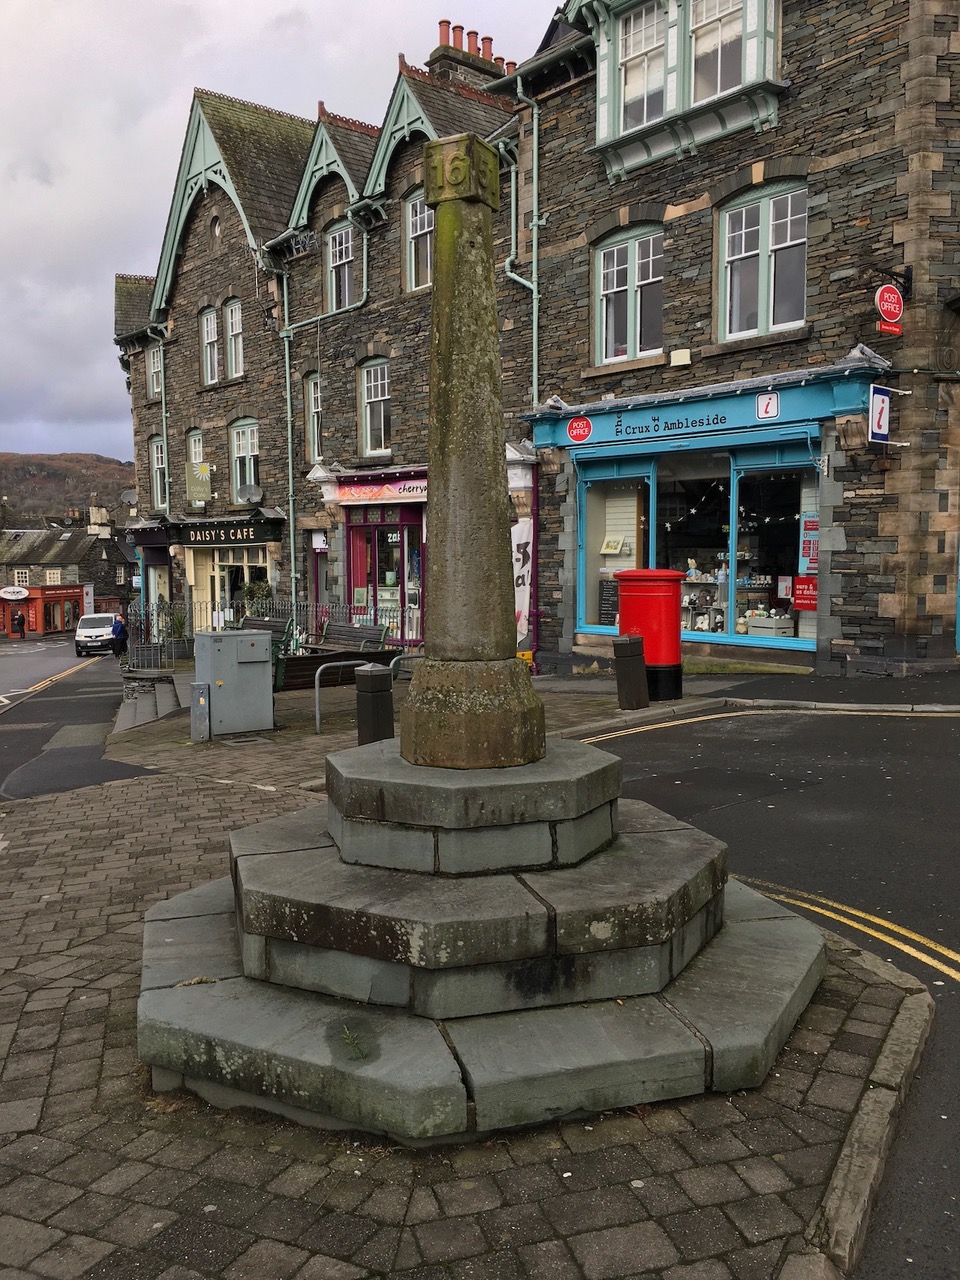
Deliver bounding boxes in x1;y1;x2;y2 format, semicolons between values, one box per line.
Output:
399;657;546;769
326;737;616;872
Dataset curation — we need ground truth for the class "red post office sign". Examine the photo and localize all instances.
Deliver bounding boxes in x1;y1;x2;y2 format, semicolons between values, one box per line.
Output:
794;576;818;611
875;284;904;324
566;415;593;444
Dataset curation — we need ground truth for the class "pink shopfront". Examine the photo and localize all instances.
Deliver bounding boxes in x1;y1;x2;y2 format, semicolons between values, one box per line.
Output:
337;470;426;645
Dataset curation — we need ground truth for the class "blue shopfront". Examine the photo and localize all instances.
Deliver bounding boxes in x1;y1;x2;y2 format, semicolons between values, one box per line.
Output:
529;362;878;654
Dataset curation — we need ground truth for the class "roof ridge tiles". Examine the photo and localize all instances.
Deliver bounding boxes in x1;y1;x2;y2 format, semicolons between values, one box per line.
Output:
317;101;379;137
193;86;314;126
397;55;516;113
115;273;156;283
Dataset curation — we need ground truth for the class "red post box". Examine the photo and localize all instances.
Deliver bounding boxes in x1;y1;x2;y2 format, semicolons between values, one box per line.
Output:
614;569;685;701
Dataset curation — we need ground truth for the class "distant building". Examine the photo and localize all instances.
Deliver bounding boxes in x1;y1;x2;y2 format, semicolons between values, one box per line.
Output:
0;509;133;637
117;5;959;673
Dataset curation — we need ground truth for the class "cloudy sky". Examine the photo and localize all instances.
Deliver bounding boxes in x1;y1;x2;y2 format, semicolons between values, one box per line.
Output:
0;1;552;462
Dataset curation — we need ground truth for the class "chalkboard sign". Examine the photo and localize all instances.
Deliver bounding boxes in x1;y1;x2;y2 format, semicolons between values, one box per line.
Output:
598;578;619;626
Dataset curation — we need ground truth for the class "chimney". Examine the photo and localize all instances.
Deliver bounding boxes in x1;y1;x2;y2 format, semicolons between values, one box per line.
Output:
495;56;505;70
426;20;505;88
506;60;517;74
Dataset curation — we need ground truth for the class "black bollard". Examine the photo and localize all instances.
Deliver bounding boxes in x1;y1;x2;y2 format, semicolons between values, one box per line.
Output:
613;635;650;711
356;663;395;744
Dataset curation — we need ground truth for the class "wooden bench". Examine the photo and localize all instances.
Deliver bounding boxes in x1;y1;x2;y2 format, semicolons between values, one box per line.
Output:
305;621;390;652
277;621;395;692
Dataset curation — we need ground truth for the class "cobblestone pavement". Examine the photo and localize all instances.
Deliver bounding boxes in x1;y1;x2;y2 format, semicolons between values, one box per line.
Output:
0;680;935;1279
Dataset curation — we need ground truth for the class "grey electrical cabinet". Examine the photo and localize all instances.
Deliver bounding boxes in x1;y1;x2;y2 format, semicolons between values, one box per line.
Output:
194;631;274;735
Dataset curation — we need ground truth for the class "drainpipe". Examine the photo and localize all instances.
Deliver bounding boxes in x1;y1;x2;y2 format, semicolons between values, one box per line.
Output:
510;77;542;408
280;274;298;606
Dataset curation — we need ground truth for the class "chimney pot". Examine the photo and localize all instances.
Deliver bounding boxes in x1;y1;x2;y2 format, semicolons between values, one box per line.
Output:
452;24;463;49
439;19;451;45
467;30;479;56
481;35;493;60
495;56;505;69
506;60;517;74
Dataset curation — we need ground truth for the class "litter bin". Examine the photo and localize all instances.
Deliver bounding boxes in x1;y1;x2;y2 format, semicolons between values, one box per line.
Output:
614;569;685;701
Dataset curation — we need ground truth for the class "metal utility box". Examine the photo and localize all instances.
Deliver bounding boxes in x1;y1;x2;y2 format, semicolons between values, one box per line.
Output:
194;630;274;735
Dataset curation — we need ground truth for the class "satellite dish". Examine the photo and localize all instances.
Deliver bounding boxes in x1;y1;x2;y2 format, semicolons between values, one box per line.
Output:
63;517;73;526
121;489;138;505
237;484;264;504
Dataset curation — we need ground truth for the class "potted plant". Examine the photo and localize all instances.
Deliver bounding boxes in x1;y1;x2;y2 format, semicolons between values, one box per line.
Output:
165;602;193;658
242;578;273;617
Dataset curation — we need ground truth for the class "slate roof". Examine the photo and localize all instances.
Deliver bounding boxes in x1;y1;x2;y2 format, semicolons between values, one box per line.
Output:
194;90;317;243
400;60;515;141
0;529;111;568
317;105;379;194
114;275;155;340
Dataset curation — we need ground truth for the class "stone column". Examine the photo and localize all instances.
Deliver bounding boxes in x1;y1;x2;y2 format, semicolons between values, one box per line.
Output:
399;134;545;769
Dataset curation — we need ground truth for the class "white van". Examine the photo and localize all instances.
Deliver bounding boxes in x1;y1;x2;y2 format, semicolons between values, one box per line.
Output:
75;613;117;657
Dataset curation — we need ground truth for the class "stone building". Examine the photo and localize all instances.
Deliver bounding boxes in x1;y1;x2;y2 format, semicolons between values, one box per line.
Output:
116;4;959;672
518;0;959;674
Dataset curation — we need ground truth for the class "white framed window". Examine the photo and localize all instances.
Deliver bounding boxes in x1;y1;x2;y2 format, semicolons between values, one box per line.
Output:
722;187;806;340
621;3;665;131
189;431;204;468
361;362;391;456
14;569;29;587
116;565;126;584
146;344;162;399
200;308;219;385
45;569;61;585
407;195;434;291
305;375;323;462
150;436;167;510
231;420;260;500
327;225;355;312
224;299;243;378
597;230;664;362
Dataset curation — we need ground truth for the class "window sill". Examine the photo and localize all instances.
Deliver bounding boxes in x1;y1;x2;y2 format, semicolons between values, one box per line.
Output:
582;353;667;379
700;325;811;359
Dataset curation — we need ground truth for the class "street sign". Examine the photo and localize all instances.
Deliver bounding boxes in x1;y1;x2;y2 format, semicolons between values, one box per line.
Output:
875;284;904;323
869;385;892;443
877;320;902;336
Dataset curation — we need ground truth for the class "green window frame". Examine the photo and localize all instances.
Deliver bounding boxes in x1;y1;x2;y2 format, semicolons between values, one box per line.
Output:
149;435;167;511
230;419;260;500
327;223;355;312
305;374;323;462
720;185;807;340
406;193;434;292
200;307;218;385
224;298;243;378
592;0;778;147
596;228;664;363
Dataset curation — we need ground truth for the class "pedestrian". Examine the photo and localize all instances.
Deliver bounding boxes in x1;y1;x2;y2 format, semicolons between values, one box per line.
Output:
11;609;26;640
111;614;128;660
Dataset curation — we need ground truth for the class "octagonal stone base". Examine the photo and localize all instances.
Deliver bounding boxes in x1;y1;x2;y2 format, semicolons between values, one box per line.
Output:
139;878;826;1143
325;737;621;873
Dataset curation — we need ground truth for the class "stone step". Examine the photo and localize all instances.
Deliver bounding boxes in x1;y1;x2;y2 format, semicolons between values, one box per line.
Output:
112;698;140;735
134;689;159;726
154;681;180;719
138;877;825;1143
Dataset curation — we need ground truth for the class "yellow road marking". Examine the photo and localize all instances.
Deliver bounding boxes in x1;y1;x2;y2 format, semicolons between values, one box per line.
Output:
0;659;100;712
584;707;960;745
734;877;960;982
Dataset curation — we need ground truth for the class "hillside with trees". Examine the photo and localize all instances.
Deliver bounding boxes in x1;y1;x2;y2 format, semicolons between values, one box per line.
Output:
0;453;136;524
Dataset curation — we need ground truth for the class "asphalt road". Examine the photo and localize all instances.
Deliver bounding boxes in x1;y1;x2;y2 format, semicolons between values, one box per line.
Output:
0;647;149;798
586;708;959;1280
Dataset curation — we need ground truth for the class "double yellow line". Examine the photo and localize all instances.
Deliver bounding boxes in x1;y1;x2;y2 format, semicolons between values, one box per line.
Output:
0;657;100;712
735;876;960;983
